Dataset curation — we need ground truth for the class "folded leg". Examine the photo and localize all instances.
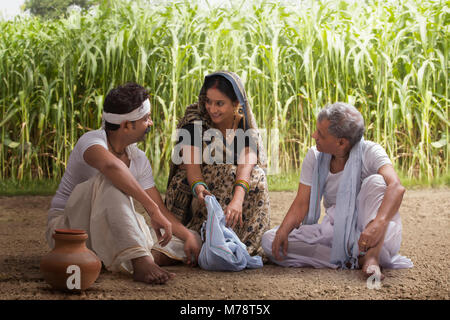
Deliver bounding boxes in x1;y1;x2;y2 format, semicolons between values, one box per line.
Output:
356;174;413;269
261;223;337;268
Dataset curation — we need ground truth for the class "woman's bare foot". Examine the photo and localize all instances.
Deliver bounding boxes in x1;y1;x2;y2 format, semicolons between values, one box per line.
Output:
131;256;175;285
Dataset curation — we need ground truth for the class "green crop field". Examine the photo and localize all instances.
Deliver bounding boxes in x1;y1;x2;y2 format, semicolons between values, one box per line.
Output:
0;0;448;192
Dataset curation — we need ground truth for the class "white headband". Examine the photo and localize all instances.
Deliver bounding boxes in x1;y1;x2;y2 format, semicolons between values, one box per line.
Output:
102;99;151;125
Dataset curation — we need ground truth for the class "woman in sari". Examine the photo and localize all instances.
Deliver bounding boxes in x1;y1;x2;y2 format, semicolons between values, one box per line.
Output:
163;71;270;259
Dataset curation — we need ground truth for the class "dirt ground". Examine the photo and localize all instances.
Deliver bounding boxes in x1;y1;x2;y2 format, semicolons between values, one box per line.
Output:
0;188;449;300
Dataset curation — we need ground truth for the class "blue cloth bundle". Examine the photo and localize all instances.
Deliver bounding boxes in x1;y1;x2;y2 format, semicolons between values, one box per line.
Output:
198;196;263;271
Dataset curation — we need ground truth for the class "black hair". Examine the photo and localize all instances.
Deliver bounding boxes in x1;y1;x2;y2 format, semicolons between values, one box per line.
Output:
203;75;238;103
103;82;149;131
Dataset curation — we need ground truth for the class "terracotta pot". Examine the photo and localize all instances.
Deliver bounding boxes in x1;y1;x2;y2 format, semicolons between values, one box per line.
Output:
40;229;101;291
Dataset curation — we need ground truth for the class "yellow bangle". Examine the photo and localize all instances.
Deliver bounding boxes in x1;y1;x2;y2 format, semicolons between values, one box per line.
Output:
190;179;204;191
235;179;250;190
233;182;249;195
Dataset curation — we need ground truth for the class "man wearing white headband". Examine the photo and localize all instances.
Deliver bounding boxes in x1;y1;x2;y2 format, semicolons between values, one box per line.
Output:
46;83;202;285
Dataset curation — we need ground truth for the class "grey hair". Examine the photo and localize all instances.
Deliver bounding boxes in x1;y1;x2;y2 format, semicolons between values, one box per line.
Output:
317;102;365;147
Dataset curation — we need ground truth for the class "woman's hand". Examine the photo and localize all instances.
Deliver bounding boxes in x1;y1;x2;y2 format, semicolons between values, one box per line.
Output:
195;184;212;206
225;198;244;229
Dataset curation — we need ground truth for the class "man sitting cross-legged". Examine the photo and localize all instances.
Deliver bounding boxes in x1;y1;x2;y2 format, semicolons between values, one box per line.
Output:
46;83;202;284
262;102;413;280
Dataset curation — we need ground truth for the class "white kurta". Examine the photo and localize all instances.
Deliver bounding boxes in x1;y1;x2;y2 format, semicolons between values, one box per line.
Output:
262;174;413;269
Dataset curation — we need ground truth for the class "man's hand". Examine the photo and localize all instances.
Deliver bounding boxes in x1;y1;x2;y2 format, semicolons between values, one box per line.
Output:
358;164;405;252
358;218;388;253
359;163;405;253
146;207;173;247
183;233;201;267
225;198;244;229
272;227;290;261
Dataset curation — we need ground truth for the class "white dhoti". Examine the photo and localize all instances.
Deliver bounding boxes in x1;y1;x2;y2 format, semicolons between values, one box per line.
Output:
262;175;413;269
46;174;200;274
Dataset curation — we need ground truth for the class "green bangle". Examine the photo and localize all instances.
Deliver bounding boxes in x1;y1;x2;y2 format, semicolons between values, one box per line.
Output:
233;183;249;195
235;179;250;190
190;179;204;191
192;181;208;198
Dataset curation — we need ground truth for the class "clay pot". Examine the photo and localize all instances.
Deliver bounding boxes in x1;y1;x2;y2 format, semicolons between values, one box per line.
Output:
40;229;101;291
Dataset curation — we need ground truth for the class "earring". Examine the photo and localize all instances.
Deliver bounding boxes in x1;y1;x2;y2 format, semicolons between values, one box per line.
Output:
235;104;244;126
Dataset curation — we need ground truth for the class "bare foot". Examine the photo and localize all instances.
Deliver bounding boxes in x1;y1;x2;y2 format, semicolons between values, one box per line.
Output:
359;254;385;281
131;256;175;285
151;249;180;266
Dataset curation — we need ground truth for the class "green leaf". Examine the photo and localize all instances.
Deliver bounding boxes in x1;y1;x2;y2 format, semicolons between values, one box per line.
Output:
431;138;447;149
5;139;20;149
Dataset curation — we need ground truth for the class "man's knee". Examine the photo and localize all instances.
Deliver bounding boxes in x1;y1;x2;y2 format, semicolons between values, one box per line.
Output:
358;174;387;208
357;174;387;229
94;175;132;208
360;174;386;193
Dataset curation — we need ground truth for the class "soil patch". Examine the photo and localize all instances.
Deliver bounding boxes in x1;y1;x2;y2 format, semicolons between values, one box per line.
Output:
0;189;448;300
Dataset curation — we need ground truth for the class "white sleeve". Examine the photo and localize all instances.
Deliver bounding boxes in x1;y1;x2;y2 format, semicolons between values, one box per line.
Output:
136;156;156;190
77;132;108;157
77;131;108;160
363;142;392;175
299;148;317;186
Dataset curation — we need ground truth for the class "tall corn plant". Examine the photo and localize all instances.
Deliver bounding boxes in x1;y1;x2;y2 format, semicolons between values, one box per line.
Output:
0;0;447;184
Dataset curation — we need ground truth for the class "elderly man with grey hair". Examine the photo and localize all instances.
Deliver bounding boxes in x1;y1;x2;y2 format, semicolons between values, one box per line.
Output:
262;102;413;280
